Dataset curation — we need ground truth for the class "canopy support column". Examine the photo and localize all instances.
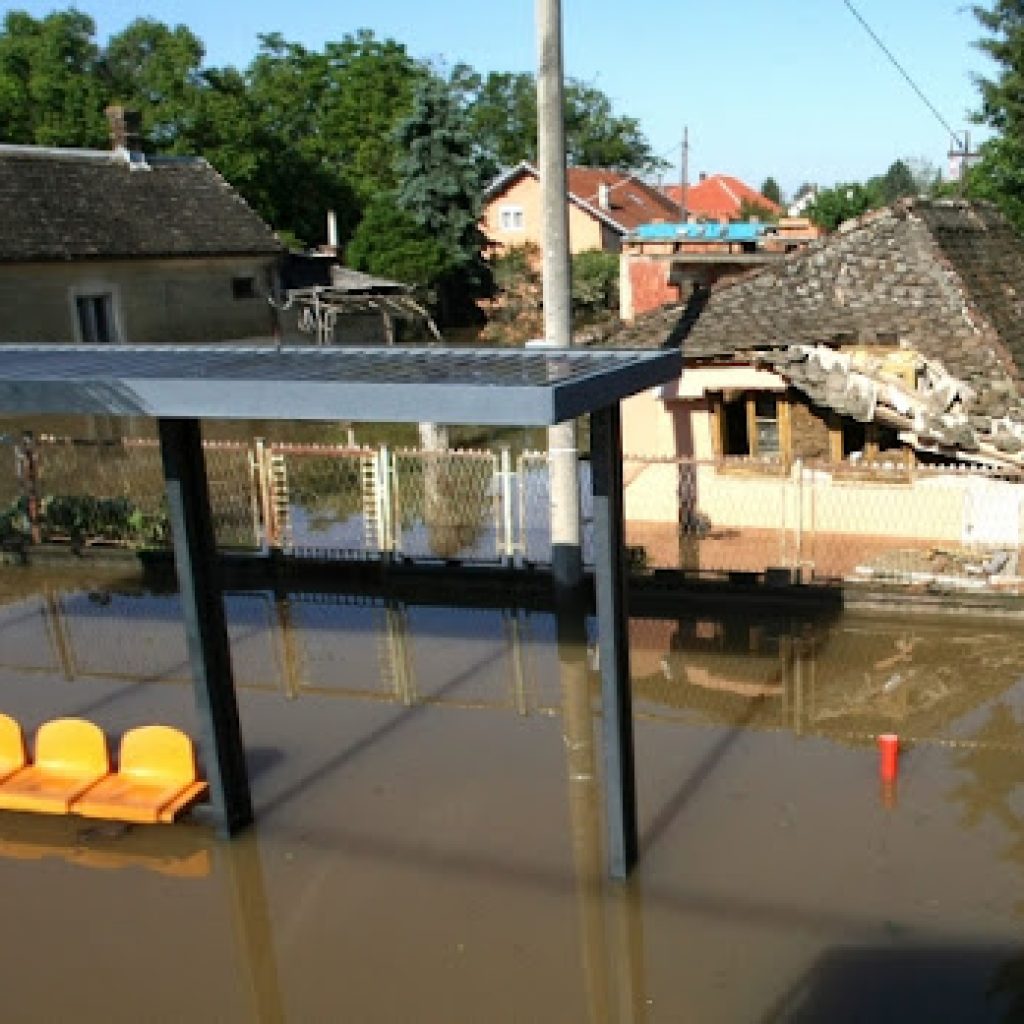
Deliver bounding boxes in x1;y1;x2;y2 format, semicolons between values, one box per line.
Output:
159;418;252;837
590;405;638;879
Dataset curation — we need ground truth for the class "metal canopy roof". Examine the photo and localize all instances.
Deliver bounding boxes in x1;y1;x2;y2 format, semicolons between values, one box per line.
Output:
0;345;682;425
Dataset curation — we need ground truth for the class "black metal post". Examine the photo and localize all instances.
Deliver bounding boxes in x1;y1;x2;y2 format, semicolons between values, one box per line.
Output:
159;418;253;837
590;405;638;878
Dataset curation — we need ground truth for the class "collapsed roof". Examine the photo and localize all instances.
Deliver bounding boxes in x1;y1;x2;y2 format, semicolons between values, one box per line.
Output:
592;198;1024;469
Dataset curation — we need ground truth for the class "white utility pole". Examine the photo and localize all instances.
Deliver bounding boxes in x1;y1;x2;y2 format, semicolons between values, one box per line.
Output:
536;0;583;588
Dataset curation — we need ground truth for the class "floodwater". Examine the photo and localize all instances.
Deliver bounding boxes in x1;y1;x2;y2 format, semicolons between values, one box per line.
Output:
1;565;1024;1022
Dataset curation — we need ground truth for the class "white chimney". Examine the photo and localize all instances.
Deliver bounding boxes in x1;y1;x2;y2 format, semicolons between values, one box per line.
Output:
327;210;338;251
598;183;612;210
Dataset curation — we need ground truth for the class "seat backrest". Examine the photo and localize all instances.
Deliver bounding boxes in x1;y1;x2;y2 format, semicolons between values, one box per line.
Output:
119;726;197;784
34;718;109;775
0;714;26;773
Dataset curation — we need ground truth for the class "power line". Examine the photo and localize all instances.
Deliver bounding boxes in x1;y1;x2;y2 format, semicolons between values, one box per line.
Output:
841;0;963;150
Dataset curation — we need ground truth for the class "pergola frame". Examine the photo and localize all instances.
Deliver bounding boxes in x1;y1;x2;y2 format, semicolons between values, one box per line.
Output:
0;344;681;879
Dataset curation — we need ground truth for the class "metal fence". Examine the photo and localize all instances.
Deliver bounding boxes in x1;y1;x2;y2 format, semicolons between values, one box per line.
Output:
0;434;256;549
3;435;1024;589
622;454;1024;588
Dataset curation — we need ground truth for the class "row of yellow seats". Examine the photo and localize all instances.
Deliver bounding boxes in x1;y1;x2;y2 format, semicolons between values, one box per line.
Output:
0;716;208;824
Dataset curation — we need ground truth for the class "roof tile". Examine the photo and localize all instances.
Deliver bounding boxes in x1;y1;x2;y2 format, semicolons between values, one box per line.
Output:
0;146;283;262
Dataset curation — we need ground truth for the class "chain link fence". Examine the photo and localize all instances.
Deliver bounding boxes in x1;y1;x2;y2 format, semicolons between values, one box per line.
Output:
4;434;1024;591
0;435;256;549
622;454;1024;590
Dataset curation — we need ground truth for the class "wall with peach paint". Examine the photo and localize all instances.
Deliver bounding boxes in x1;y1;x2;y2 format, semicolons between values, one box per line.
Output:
481;173;618;256
619;368;1024;548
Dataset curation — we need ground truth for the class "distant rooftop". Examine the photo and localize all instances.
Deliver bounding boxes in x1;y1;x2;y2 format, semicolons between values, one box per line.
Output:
485;161;679;234
0;144;283;262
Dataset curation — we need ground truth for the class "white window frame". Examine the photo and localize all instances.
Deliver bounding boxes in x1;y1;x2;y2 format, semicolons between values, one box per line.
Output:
499;205;524;231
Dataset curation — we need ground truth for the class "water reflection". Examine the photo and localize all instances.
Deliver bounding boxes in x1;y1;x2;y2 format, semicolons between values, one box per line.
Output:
5;572;1024;749
557;595;641;1022
1;568;1024;1020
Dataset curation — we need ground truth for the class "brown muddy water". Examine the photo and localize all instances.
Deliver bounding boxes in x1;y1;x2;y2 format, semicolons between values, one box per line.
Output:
1;565;1024;1022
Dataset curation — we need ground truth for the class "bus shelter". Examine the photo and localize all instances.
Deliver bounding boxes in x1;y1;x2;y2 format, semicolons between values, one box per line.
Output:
0;344;682;878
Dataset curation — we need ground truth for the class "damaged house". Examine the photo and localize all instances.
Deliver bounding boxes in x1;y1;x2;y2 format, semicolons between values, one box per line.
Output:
592;198;1024;582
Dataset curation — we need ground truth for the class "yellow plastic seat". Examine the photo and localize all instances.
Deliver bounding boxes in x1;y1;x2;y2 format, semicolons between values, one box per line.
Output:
0;714;27;782
0;718;109;815
71;725;209;825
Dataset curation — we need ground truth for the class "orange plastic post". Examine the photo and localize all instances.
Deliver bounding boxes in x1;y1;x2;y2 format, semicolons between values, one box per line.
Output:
878;733;899;784
0;718;109;814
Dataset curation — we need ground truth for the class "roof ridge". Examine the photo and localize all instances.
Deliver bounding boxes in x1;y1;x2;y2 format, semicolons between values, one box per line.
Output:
0;143;208;169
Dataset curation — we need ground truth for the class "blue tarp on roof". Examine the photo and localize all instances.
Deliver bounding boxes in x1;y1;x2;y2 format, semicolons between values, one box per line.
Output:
631;222;768;242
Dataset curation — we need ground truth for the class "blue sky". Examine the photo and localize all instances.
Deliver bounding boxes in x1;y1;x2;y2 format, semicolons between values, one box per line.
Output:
14;1;998;197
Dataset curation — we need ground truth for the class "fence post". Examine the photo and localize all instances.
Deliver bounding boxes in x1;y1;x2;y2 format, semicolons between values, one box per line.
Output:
252;438;268;550
16;431;41;545
500;445;514;563
517;452;527;562
378;445;394;556
794;457;803;578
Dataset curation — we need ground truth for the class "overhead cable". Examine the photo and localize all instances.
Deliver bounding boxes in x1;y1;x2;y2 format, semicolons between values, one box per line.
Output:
842;0;962;148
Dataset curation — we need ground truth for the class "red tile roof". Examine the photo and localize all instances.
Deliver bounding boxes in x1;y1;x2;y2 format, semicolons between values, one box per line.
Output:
485;162;679;234
564;167;679;232
663;175;782;220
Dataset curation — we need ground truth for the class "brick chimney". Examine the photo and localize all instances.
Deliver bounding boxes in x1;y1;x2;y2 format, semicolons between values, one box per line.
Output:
104;105;144;153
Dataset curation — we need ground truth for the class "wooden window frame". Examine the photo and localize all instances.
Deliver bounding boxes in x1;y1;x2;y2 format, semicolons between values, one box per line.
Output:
828;416;915;481
710;390;791;474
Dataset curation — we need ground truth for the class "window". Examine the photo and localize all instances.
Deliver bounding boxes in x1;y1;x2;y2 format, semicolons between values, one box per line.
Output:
754;394;780;456
499;205;524;231
830;419;912;477
75;294;116;344
713;390;789;467
840;419;868;460
232;276;257;299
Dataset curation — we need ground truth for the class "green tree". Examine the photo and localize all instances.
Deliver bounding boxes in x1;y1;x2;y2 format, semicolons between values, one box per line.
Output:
760;176;782;205
241;29;425;241
0;9;107;146
315;31;428;202
99;18;205;146
564;79;665;172
970;2;1024;229
394;76;491;323
806;180;884;231
347;196;450;292
737;197;778;222
465;70;665;174
876;158;918;203
571;249;619;319
465;71;536;176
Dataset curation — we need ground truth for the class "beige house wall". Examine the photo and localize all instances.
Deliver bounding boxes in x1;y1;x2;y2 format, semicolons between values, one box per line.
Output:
620;369;1024;547
482;174;621;255
0;256;278;344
